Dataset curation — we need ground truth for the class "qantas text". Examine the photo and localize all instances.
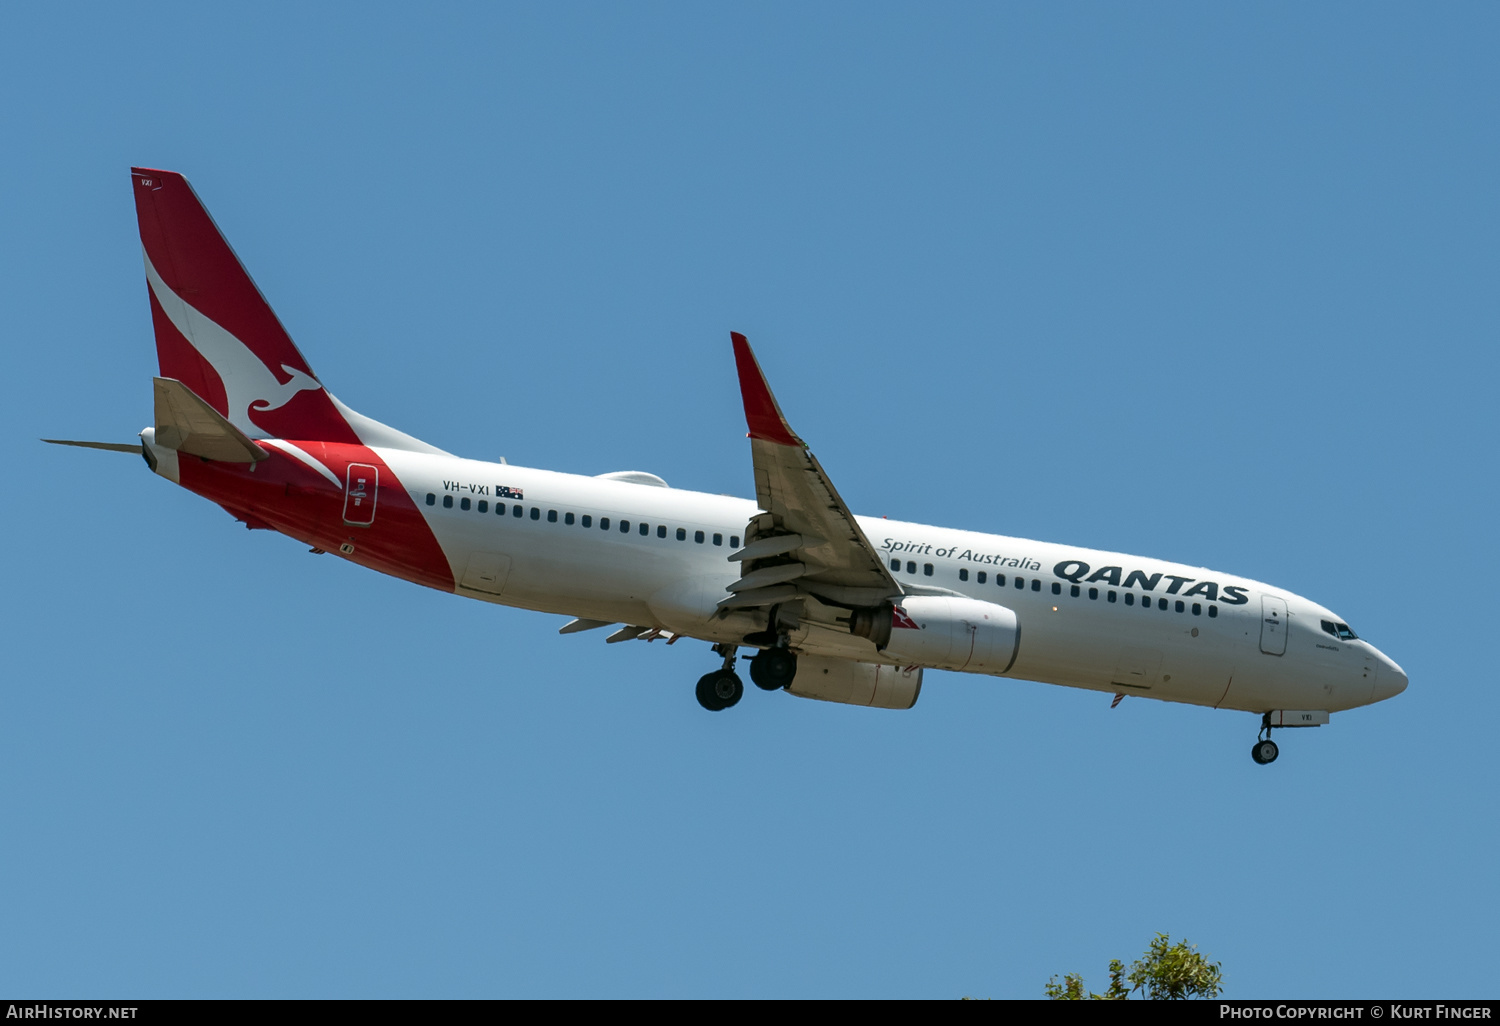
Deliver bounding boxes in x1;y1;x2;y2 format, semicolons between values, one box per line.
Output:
1054;560;1249;604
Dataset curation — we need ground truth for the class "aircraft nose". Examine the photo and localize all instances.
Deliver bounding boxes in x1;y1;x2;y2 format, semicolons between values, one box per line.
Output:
1373;651;1408;702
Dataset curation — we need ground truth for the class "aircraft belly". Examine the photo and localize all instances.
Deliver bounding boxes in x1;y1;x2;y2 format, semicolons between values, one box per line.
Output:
1004;606;1253;710
646;575;739;636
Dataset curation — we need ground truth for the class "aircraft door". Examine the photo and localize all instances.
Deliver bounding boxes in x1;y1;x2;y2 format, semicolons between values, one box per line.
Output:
343;463;379;526
460;552;511;595
1260;595;1288;656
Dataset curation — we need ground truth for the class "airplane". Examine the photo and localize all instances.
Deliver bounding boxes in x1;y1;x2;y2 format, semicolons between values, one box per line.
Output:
47;167;1408;766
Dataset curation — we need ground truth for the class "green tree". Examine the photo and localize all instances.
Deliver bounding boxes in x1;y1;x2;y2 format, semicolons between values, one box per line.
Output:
1046;934;1222;1000
1044;959;1129;1000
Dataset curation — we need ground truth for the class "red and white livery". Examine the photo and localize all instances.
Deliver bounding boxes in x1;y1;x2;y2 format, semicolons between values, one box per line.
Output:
51;169;1409;765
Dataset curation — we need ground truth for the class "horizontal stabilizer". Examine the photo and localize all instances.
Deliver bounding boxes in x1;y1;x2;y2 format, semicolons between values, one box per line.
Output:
153;377;267;463
42;439;144;454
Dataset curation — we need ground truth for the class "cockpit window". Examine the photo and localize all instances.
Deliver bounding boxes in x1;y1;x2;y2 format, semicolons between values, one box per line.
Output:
1322;619;1359;641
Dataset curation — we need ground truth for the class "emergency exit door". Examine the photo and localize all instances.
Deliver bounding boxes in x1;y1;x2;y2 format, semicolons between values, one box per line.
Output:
1260;595;1288;656
343;463;379;526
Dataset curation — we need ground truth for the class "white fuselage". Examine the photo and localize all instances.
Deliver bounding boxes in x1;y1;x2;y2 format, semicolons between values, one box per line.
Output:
378;449;1406;716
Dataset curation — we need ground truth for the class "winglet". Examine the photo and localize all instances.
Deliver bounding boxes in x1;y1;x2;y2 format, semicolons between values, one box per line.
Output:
731;332;803;447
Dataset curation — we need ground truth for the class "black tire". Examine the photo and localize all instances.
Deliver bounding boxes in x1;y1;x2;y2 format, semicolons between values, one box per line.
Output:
696;672;726;711
1252;739;1279;765
696;670;742;711
749;648;798;690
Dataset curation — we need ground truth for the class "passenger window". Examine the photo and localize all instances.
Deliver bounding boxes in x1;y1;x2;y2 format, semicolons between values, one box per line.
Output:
1015;577;1024;589
891;559;900;571
1088;587;1098;600
1209;605;1218;618
1175;600;1185;613
977;572;987;584
531;507;540;520
496;503;506;515
600;517;610;530
1051;582;1061;595
997;574;1006;587
730;536;741;547
1158;598;1168;610
478;500;488;513
621;520;630;533
657;525;666;538
906;561;916;574
1070;584;1080;598
1108;591;1117;603
1192;603;1202;616
695;530;705;543
1031;579;1040;592
639;522;648;536
513;504;523;518
545;510;556;522
443;495;453;508
425;493;435;506
565;512;575;525
678;528;687;541
923;563;934;577
713;533;723;546
959;568;969;581
581;514;592;527
461;497;471;510
1124;592;1134;606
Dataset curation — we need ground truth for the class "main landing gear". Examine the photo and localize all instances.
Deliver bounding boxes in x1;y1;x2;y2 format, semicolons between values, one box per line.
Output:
1251;713;1280;765
695;633;800;711
696;643;744;712
749;647;797;691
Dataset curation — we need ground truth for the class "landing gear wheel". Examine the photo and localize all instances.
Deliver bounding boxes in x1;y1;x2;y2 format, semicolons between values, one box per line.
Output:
1251;739;1279;765
749;648;798;690
695;670;743;711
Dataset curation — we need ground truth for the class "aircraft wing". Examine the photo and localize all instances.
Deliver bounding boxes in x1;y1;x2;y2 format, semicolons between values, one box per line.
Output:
725;333;902;612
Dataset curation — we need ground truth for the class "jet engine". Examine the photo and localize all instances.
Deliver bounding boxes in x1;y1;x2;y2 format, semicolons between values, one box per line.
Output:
851;595;1020;675
786;653;922;710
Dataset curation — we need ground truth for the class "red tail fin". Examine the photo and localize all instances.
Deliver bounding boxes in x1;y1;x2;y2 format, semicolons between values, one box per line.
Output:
131;168;358;443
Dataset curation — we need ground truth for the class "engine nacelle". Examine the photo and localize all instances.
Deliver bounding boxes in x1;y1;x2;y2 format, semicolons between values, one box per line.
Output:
880;595;1019;674
787;653;923;710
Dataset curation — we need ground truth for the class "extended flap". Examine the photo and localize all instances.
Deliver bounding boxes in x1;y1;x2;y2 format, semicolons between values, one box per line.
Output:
153;377;267;463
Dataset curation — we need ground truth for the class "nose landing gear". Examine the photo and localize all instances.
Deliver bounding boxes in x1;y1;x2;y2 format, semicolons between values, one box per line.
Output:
1251;713;1280;764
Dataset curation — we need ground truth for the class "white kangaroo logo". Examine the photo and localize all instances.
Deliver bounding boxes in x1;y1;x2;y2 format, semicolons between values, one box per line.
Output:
144;252;323;439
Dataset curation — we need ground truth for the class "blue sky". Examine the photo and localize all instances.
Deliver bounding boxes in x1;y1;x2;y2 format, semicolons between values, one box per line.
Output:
1;2;1496;998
